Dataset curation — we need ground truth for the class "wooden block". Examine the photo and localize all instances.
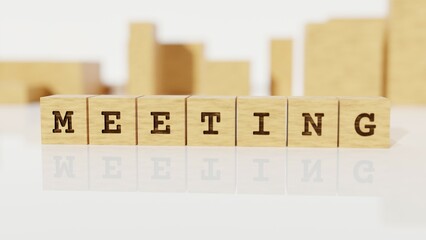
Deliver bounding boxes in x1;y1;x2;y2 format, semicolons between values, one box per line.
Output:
270;39;292;96
339;97;390;148
137;95;188;146
88;95;138;145
0;81;28;104
237;96;287;147
0;62;103;95
304;19;385;96
0;80;51;104
128;23;158;95
187;96;236;146
41;95;92;144
387;0;426;104
196;61;250;95
157;44;204;95
287;97;338;147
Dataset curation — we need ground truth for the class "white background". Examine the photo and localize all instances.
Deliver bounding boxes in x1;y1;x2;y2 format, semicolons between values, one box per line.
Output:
0;0;388;95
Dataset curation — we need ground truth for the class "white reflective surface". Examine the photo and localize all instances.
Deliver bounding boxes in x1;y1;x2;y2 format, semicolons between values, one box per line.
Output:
1;104;426;239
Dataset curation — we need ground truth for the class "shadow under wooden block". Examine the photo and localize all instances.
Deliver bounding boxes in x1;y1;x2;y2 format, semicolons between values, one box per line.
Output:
128;23;159;95
387;0;426;104
237;96;287;147
88;95;139;145
157;44;204;95
339;97;390;148
0;62;104;96
138;95;188;146
197;61;250;96
304;19;385;96
187;96;236;146
270;39;292;96
41;95;92;144
287;97;338;147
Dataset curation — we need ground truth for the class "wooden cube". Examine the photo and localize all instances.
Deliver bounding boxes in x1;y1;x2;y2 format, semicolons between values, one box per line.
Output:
287;97;338;147
270;39;292;96
137;95;188;146
237;96;287;147
187;96;236;146
88;95;138;145
196;61;250;96
157;44;204;95
304;19;385;96
41;95;92;144
339;97;390;148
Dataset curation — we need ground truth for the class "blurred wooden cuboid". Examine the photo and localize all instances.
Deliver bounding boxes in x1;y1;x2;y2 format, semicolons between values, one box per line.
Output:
127;23;251;96
0;62;105;104
387;0;426;104
304;19;386;97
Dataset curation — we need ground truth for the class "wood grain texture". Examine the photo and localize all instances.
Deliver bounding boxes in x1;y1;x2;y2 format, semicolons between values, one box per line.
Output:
196;61;250;96
128;23;158;95
387;0;426;104
157;44;204;95
339;97;390;148
271;39;292;96
138;95;188;146
88;95;139;145
41;95;92;144
0;62;103;95
304;19;385;96
187;96;236;146
237;96;287;147
287;97;338;147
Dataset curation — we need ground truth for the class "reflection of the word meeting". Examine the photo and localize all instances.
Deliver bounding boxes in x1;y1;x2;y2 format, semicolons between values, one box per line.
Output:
43;146;388;196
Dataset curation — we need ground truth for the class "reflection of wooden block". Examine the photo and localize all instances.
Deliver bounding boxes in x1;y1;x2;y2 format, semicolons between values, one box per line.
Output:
41;95;92;144
42;145;89;191
187;147;236;193
305;19;385;96
187;96;236;146
157;44;204;95
138;146;186;192
137;95;188;146
237;96;287;147
271;39;292;96
196;61;249;96
89;146;138;191
287;97;338;147
88;95;138;145
339;97;390;148
128;23;158;95
287;149;337;195
388;0;426;104
0;62;103;95
237;148;286;194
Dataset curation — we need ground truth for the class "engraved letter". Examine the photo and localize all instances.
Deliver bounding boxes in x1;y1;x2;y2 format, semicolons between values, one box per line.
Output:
302;113;324;136
253;113;270;135
52;111;74;133
151;112;171;134
354;113;376;137
201;112;220;135
101;111;121;134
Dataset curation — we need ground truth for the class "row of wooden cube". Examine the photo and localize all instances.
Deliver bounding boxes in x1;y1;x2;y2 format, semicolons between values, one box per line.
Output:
41;95;390;148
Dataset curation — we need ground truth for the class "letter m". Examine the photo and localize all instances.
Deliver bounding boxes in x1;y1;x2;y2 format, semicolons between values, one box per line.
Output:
52;111;75;133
